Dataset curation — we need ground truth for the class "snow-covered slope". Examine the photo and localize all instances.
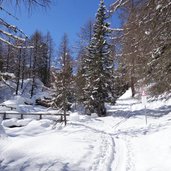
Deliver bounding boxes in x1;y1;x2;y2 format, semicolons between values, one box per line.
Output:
0;79;54;115
0;79;51;104
0;89;171;171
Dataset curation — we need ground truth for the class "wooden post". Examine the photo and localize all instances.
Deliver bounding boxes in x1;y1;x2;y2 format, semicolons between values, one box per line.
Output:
21;114;24;119
3;112;6;120
40;114;42;120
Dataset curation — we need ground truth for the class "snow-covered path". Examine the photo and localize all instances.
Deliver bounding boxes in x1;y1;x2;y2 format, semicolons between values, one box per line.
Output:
109;93;171;171
0;121;117;171
1;89;171;171
69;91;171;171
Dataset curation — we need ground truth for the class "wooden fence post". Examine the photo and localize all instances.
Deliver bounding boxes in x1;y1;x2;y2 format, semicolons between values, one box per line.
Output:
21;114;24;119
3;112;6;120
40;114;42;120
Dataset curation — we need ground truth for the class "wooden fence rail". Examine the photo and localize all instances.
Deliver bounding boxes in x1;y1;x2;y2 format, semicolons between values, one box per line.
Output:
0;112;69;122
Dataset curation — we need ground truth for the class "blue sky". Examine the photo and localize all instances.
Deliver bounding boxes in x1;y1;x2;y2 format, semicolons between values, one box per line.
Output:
1;0;120;49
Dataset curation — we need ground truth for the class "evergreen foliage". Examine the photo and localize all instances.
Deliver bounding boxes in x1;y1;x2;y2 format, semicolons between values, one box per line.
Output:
83;0;114;116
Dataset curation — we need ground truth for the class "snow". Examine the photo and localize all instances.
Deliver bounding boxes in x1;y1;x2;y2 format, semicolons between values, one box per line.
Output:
0;78;49;104
156;4;162;10
0;89;171;171
119;88;132;99
0;72;15;79
132;128;171;171
0;124;6;138
2;118;32;128
69;112;80;121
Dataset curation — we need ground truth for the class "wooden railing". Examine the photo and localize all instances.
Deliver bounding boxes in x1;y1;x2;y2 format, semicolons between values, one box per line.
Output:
0;112;69;122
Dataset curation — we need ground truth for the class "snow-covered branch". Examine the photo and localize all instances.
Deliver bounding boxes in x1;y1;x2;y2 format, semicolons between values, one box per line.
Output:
0;37;34;49
0;37;18;48
17;45;34;49
110;28;123;32
0;18;29;47
110;0;129;13
0;72;16;91
0;29;25;41
0;18;27;37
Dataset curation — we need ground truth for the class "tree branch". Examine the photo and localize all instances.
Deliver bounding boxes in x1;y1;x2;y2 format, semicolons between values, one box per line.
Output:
0;6;19;20
0;29;25;41
110;0;129;13
0;18;27;37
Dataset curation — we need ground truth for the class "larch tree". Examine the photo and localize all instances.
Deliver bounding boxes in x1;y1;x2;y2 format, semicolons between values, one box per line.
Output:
76;20;94;104
53;34;73;124
83;0;114;116
45;32;53;87
139;0;171;95
30;31;43;97
0;42;3;71
119;0;143;97
112;0;171;95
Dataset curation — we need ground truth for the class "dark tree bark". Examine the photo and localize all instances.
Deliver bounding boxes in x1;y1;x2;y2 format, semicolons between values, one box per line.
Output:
15;48;22;95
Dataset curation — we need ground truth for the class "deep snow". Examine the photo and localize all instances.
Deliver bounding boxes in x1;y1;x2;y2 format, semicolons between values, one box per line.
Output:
0;89;171;171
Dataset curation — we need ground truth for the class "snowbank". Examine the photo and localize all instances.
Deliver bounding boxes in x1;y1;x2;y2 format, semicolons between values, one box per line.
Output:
69;112;80;121
0;124;6;137
2;118;32;128
132;125;171;171
0;117;6;138
119;88;132;99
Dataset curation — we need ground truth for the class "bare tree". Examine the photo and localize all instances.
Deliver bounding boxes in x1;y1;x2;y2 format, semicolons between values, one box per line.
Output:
53;34;73;125
0;0;51;9
75;20;94;103
0;0;51;46
45;32;54;86
111;0;171;95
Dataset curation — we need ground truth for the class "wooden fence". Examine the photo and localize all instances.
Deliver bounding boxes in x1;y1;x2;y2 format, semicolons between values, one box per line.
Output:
0;112;69;122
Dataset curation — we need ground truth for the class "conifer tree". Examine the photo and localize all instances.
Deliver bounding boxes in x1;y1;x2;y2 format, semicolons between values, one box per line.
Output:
76;20;93;103
84;0;114;116
53;34;73;112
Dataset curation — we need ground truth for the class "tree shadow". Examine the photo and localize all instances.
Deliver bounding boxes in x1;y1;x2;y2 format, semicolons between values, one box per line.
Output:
108;105;171;118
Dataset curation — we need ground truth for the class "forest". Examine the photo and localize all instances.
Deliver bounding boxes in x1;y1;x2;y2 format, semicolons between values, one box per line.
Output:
0;0;170;118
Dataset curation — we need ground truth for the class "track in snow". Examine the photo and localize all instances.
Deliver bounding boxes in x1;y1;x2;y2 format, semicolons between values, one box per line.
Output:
90;133;115;171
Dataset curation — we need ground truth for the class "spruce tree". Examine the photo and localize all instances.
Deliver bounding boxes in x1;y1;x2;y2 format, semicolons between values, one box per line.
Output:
84;0;114;116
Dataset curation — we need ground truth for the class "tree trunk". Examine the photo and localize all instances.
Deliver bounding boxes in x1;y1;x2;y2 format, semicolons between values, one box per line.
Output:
16;49;22;95
130;75;135;97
